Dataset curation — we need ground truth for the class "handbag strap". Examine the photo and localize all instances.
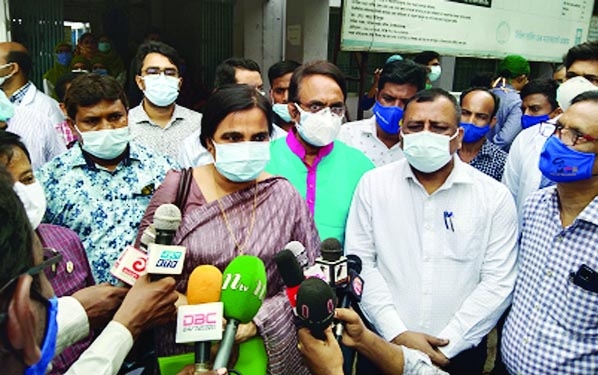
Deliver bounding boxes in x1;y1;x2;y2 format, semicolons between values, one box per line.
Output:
175;167;193;210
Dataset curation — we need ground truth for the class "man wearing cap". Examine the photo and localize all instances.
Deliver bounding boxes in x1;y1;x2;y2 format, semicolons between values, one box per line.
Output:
489;54;530;151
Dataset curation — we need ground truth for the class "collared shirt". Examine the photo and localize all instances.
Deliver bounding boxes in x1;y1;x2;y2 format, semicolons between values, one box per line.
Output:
267;130;374;243
177;123;287;169
10;81;31;104
128;103;202;159
345;156;518;358
337;116;403;167
503;187;598;374
55;120;78;147
56;297;133;375
502;121;555;220
7;106;66;169
464;139;507;181
489;83;523;151
10;81;65;126
37;142;176;283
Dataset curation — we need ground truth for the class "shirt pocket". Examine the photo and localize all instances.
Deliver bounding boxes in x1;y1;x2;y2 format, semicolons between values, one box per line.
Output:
441;213;485;262
550;280;598;337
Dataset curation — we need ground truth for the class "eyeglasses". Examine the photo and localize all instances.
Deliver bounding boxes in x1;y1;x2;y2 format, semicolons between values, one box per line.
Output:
143;67;179;77
552;123;598;146
0;248;62;297
296;102;346;117
565;72;598;86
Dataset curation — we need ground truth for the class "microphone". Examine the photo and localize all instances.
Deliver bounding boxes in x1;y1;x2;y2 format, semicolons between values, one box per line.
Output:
296;277;336;340
334;255;364;341
176;265;224;374
139;224;156;250
213;255;267;370
285;241;308;270
274;249;304;311
110;245;148;286
315;238;348;288
147;204;186;279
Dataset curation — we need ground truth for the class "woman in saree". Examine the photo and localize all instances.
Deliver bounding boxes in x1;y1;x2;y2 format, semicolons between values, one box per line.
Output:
137;84;319;375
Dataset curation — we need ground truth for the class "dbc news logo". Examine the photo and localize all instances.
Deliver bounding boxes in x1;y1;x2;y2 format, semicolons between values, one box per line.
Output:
182;312;218;332
175;302;224;343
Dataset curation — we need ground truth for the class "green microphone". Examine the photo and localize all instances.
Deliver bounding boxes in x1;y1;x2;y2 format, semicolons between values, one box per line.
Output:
213;255;267;370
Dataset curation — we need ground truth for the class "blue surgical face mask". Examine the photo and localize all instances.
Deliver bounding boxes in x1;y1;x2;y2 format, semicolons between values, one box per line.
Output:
142;74;180;107
460;122;490;143
401;130;459;173
25;295;58;375
539;135;596;182
98;42;111;53
521;114;550;129
56;52;72;66
428;65;441;82
373;101;403;135
213;141;271;182
76;126;130;160
272;103;292;123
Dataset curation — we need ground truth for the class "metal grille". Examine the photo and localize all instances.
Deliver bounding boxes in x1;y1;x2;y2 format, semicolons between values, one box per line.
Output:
9;0;64;88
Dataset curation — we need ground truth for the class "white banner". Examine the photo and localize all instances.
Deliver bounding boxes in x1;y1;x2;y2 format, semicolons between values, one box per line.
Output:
341;0;594;62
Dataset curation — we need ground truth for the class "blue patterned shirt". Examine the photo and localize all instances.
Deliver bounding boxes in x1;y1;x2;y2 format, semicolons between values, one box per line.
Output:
503;186;598;374
468;139;507;182
37;142;176;283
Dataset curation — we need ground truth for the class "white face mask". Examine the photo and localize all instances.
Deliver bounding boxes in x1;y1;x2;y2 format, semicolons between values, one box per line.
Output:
0;63;15;87
295;104;343;147
213;141;271;182
13;181;47;229
428;65;442;82
76;126;130;160
401;129;459;173
142;74;180;107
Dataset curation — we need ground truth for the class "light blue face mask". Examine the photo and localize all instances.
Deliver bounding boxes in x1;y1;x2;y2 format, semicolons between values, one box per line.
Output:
213;141;270;182
142;74;180;107
25;295;58;375
272;103;292;123
76;126;130;160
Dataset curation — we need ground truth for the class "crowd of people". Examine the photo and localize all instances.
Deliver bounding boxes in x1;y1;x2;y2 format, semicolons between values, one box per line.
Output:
0;30;597;375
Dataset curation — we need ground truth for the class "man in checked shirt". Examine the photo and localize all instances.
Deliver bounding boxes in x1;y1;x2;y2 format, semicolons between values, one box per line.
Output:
502;90;598;374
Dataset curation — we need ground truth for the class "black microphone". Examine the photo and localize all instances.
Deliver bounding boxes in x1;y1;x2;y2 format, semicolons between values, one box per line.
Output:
334;254;364;341
147;204;186;280
315;238;348;289
296;277;336;340
274;249;305;312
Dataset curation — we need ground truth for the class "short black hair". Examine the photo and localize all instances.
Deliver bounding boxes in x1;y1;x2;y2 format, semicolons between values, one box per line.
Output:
268;60;301;86
288;60;347;103
0;165;34;295
199;84;273;148
469;72;495;89
6;50;32;78
570;89;598;106
460;87;500;119
519;78;559;111
55;71;86;102
64;73;129;120
214;58;261;88
134;41;182;76
378;59;427;92
413;51;440;66
404;88;460;125
565;41;598;70
0;131;31;166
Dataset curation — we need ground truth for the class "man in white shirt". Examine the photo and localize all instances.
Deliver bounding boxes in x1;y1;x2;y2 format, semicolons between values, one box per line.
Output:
0;42;64;126
345;88;518;374
178;57;285;168
337;59;426;167
128;41;202;159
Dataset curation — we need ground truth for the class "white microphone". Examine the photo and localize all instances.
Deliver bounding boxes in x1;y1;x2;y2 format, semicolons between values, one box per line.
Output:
147;204;186;279
285;241;308;270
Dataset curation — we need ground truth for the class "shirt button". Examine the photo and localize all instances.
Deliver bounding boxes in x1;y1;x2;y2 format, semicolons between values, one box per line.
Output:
534;304;540;310
546;270;552;276
523;337;529;344
308;184;314;188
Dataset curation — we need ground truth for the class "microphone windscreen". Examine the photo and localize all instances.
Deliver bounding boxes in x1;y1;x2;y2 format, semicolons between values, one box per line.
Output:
221;255;267;323
296;277;336;335
154;204;182;232
320;238;342;261
187;265;223;305
274;249;304;287
346;254;362;274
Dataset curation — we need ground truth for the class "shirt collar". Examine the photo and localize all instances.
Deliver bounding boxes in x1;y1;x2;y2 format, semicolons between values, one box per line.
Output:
404;154;474;191
566;189;598;227
286;128;334;161
10;81;31;104
135;103;184;127
73;142;137;170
